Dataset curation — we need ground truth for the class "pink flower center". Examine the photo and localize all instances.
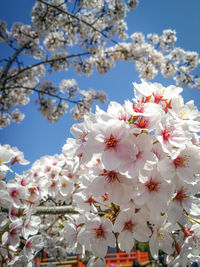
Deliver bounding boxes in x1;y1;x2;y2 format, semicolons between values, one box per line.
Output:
162;128;171;141
142;96;151;103
11;189;19;198
45;166;51;172
20;179;26;186
105;134;119;150
183;227;194;237
107;171;119;183
173;155;187;168
174;189;187;203
135;117;148;129
12;156;19;164
95;225;105;238
85;196;95;206
25;241;32;249
29;187;36;195
123;220;134;232
145;178;160;192
136;151;142;159
51;172;56;179
2;257;8;264
153;93;164;104
67;173;73;179
10;228;18;236
101;170;120;183
11;209;18;217
132;104;144;113
102;193;109;201
163;100;172;113
51;181;56;188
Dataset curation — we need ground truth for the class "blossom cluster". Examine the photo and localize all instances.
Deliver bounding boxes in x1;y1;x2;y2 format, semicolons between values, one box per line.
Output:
1;0;200;128
0;80;200;266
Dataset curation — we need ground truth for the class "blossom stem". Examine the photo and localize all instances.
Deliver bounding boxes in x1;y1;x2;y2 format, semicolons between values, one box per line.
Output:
94;201;110;208
183;214;200;225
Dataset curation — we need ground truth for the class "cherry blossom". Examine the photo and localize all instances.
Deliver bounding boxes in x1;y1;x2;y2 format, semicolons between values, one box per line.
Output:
158;142;200;183
2;220;22;247
0;79;200;266
118;133;157;177
78;214;116;258
0;145;14;172
149;217;174;260
113;208;151;252
84;120;131;169
23;235;44;259
136;169;172;222
156;117;188;155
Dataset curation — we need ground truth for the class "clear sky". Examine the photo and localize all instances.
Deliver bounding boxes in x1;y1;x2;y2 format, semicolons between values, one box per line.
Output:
1;0;200;175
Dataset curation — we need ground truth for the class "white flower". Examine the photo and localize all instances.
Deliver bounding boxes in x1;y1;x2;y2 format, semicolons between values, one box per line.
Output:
113;209;151;252
85;120;131;170
58;176;74;196
149;218;174;259
22;216;41;239
0;181;12;208
89;167;135;205
167;179;200;223
156;117;188;155
73;191;98;213
7;181;28;208
62;123;89;161
118;133;156;178
107;101;128;122
63;218;83;254
78;214;115;258
136;169;172;222
158;143;200;183
24;235;44;259
43;32;65;51
0;145;14;172
2;221;22;247
10;146;30;165
133;80;182;104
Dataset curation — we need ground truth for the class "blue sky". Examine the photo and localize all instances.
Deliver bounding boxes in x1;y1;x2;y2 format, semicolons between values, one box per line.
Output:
1;0;200;175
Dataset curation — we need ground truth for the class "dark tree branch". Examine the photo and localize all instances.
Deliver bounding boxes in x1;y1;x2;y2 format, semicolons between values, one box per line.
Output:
0;42;31;87
4;85;82;105
4;51;91;82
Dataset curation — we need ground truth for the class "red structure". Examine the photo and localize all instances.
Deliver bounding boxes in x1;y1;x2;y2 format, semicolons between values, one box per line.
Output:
78;251;149;266
34;250;149;266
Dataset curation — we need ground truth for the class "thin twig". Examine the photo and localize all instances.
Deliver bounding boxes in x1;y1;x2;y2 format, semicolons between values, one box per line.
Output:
0;42;31;86
4;85;82;105
4;51;91;82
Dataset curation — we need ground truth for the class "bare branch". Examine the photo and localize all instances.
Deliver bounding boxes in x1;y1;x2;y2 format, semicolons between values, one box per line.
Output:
4;51;91;82
0;41;31;86
35;205;79;215
5;85;81;105
1;206;79;215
